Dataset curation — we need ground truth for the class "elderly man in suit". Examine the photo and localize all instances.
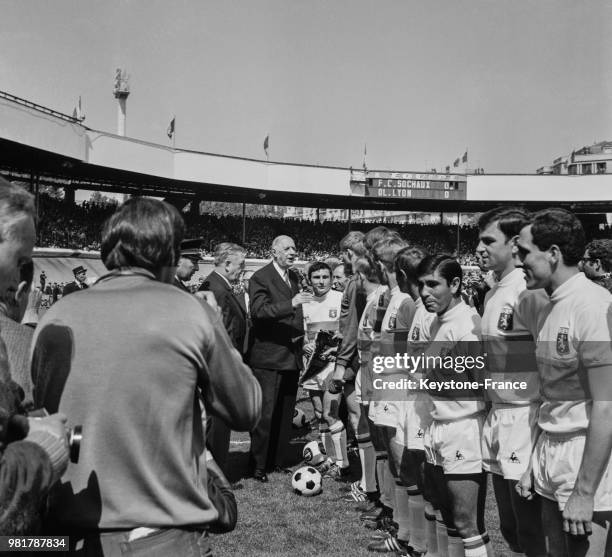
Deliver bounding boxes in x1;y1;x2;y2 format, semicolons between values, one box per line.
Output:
248;235;313;482
200;242;248;472
62;266;88;296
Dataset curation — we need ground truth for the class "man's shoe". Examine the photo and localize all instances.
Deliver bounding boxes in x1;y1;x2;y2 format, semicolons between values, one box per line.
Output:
364;516;398;531
359;507;386;522
339;480;363;493
323;463;351;480
342;490;370;503
355;497;382;513
367;535;410;553
253;469;268;483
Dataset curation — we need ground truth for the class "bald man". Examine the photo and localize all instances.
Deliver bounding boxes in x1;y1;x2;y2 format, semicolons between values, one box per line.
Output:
248;236;313;482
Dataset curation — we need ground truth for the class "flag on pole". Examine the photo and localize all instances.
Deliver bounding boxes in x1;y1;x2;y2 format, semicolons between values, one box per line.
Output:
453;158;460;167
72;96;84;121
263;135;269;158
462;150;468;163
167;117;175;139
445;165;450;173
363;143;367;169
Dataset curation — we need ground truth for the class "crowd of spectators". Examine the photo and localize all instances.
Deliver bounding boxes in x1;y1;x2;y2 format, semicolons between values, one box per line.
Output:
35;194;481;261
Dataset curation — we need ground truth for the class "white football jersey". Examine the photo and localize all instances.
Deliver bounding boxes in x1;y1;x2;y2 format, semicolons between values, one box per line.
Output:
535;273;612;433
481;268;548;404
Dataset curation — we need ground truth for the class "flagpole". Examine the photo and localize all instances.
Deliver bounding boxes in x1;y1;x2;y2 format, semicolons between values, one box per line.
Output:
173;119;176;150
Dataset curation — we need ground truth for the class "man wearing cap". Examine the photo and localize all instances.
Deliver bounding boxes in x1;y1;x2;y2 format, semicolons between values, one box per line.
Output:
174;239;201;292
62;266;88;297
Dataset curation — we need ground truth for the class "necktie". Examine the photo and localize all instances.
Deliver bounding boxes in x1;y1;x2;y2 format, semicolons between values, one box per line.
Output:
284;272;291;289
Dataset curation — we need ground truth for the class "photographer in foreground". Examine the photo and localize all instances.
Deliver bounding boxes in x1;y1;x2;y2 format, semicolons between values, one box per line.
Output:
31;198;261;556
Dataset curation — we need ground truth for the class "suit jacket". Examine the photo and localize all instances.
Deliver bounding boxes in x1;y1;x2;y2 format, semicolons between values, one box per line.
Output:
200;271;248;356
248;262;304;371
0;313;34;408
62;281;88;297
173;276;191;293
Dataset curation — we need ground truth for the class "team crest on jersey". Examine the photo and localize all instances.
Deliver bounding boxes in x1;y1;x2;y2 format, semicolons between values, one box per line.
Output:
509;452;520;464
416;428;424;439
497;305;514;331
388;314;397;330
455;450;465;461
556;327;570;355
411;327;420;341
329;309;338;318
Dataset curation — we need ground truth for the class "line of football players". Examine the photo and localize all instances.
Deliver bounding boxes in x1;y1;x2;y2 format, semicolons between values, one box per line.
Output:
301;208;612;557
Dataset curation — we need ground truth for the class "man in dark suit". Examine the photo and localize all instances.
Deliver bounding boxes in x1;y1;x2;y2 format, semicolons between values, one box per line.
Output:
249;235;313;482
200;242;248;472
62;265;88;296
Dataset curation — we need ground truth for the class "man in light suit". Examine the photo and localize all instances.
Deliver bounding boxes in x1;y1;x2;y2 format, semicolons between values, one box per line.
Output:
248;235;313;482
200;242;248;473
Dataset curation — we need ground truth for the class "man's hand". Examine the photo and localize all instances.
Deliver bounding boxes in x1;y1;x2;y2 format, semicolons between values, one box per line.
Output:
292;292;314;307
195;290;220;314
515;468;535;501
303;342;315;357
28;413;68;443
562;491;595;537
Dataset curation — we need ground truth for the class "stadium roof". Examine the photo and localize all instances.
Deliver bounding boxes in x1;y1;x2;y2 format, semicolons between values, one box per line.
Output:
2;90;612;213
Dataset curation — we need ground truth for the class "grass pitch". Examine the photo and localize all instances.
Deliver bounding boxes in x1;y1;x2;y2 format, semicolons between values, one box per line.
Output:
210;393;510;556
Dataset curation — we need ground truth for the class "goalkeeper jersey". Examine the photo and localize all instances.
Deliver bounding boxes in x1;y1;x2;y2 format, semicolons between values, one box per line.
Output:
303;290;342;341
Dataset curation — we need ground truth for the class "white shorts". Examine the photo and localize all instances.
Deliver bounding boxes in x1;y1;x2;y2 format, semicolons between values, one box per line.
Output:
424;415;484;475
533;431;612;512
369;400;401;428
397;397;433;450
302;363;334;391
481;404;539;480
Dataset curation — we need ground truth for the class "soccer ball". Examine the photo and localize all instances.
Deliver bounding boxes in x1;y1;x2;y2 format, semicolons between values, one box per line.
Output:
302;440;326;467
292;407;307;428
291;466;323;496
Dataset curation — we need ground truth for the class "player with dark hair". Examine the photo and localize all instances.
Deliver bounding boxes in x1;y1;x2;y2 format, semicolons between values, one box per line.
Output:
476;207;548;557
515;208;612;557
417;254;492;557
301;261;346;477
581;238;612;293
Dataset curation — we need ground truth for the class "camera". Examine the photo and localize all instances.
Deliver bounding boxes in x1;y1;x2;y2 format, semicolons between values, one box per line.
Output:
29;409;82;463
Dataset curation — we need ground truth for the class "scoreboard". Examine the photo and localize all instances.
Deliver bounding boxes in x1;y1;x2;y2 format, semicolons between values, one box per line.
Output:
361;172;467;200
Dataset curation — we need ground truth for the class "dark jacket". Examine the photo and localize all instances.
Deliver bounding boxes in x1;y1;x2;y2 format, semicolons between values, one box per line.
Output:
62;281;88;297
248;263;304;371
200;271;249;356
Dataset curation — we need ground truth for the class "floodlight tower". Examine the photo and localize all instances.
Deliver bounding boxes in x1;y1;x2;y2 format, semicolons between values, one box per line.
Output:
113;68;130;136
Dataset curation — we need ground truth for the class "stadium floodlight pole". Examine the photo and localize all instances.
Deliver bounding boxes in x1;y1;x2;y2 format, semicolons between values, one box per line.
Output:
456;211;461;255
242;202;246;244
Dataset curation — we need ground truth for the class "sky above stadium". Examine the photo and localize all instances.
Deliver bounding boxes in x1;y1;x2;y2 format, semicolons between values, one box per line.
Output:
1;0;611;174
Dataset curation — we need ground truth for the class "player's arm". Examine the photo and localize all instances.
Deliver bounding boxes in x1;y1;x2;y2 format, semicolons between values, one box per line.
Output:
562;365;612;536
516;425;543;501
333;279;359;379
